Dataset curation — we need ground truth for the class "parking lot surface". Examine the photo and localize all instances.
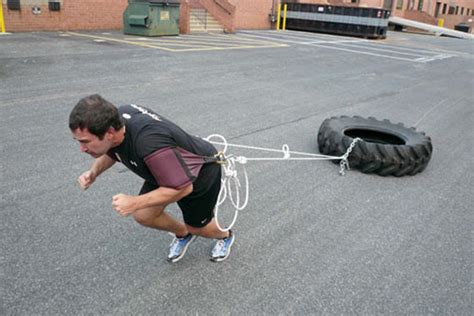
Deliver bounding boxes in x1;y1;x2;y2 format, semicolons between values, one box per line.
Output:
1;30;473;314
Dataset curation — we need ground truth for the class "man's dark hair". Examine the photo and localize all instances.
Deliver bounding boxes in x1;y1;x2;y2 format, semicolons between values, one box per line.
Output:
69;94;123;139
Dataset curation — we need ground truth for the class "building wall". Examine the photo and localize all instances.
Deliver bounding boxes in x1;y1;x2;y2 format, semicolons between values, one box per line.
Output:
2;0;472;33
430;0;474;29
288;0;473;31
390;0;474;30
2;0;127;32
228;0;274;29
230;0;474;31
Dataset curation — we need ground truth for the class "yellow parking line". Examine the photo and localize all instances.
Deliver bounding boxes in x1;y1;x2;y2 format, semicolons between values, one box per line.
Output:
181;33;276;45
66;32;178;51
211;32;284;46
124;37;250;47
65;31;287;52
123;39;216;48
173;43;288;52
122;32;284;47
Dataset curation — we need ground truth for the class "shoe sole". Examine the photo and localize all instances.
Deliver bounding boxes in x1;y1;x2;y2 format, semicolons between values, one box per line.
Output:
167;235;197;263
210;234;235;262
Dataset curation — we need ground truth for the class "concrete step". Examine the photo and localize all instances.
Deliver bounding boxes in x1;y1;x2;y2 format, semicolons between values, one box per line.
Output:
190;21;222;28
190;8;224;33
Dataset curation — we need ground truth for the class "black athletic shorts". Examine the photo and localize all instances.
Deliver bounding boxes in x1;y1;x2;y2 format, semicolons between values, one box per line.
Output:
139;164;221;228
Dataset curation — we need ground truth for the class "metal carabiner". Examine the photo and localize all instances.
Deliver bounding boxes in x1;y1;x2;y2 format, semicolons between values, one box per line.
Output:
214;151;227;165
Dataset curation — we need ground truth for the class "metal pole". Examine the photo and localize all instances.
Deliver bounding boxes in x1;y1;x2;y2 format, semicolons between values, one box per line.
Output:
282;4;287;31
0;2;6;33
276;3;281;31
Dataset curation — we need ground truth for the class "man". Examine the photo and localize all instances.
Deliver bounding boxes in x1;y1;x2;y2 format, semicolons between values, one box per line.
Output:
69;94;234;263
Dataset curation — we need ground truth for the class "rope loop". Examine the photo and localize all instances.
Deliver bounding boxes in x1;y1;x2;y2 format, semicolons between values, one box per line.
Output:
205;134;361;231
282;144;291;159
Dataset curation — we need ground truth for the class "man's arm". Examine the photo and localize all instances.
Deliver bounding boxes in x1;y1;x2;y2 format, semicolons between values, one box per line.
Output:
78;154;116;190
112;184;193;216
90;154;116;177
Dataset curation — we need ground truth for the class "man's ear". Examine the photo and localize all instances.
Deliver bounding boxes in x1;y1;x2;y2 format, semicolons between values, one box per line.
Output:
105;127;116;140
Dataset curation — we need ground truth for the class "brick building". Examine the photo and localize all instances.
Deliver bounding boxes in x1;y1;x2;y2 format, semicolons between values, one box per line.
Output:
1;0;473;33
1;0;127;32
390;0;474;30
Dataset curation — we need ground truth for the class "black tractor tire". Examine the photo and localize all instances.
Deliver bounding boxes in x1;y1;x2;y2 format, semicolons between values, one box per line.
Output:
317;116;433;176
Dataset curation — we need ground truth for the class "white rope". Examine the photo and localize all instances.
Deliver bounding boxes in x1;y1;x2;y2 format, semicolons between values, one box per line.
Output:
213;158;249;232
204;134;361;232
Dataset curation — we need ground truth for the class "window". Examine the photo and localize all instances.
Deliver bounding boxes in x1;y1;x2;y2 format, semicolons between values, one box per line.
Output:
397;0;403;10
442;3;447;14
351;0;358;4
448;6;455;15
460;7;464;15
435;2;441;18
7;0;21;10
455;6;458;15
418;0;424;11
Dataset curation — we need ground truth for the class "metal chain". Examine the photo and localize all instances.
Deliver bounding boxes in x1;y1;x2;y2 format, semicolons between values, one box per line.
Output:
339;138;362;176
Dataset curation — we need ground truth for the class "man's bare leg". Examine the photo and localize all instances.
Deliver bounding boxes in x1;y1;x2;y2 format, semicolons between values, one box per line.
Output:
132;205;188;237
186;218;229;239
132;206;230;240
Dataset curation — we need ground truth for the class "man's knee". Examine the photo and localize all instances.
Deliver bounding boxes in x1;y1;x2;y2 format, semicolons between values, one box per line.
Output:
185;219;227;239
132;206;165;227
186;224;201;235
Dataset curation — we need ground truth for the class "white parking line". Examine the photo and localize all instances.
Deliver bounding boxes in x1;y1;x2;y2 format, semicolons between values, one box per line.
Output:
307;43;425;62
324;41;454;62
240;29;364;42
331;42;426;57
414;54;454;62
241;30;455;63
246;29;358;40
353;40;458;57
302;39;369;45
238;31;366;45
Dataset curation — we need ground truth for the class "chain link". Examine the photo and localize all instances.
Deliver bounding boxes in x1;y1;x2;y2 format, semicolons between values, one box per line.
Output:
339;138;362;175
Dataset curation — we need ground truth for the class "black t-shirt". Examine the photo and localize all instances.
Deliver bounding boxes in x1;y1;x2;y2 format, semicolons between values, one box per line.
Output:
107;104;219;197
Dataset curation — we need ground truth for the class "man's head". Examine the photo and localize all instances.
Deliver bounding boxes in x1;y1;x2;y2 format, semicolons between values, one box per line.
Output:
69;94;124;158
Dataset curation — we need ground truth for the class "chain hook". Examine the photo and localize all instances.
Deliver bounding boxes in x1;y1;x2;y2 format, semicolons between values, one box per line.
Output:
339;138;362;176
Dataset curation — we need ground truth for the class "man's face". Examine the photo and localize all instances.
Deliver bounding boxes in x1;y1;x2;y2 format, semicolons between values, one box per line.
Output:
72;128;113;158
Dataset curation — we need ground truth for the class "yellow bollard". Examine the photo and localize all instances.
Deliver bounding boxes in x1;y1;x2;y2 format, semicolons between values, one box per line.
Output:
0;2;6;33
438;18;444;27
282;4;287;31
276;4;281;31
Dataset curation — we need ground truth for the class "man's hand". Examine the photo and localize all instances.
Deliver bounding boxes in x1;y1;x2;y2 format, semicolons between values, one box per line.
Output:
77;170;96;191
112;194;138;217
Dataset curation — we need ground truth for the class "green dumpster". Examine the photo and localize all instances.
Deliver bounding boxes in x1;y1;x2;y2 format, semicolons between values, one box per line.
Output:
123;0;180;36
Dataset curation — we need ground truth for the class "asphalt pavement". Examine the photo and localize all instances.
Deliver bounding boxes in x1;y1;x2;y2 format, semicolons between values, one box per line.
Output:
1;30;473;314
